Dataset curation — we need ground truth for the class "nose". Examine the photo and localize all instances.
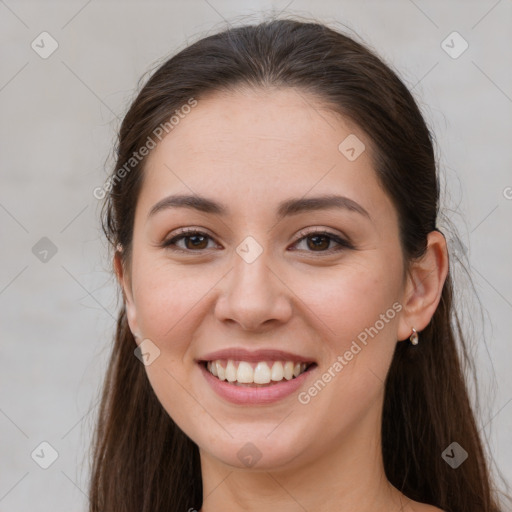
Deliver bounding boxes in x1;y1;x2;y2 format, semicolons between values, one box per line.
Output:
214;250;293;332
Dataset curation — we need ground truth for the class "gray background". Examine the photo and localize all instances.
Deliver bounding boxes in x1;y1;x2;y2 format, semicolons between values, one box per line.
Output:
1;0;511;510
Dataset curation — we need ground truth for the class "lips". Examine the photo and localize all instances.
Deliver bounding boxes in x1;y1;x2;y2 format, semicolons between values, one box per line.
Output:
199;362;316;405
196;348;317;400
199;348;315;364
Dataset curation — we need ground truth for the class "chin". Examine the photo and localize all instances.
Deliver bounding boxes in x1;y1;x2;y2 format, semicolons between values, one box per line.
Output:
197;424;317;472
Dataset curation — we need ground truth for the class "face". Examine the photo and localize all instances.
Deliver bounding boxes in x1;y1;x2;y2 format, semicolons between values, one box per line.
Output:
119;87;410;471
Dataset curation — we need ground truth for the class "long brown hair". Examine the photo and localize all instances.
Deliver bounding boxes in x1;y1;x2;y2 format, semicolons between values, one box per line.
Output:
89;17;506;512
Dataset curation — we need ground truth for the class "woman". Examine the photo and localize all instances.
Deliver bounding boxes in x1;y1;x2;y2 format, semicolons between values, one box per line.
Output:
89;17;505;512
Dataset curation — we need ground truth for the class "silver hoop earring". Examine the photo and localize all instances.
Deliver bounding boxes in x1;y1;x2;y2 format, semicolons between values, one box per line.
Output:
409;328;419;346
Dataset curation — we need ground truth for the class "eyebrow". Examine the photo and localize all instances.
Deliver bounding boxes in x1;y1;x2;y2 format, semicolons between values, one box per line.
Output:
147;193;371;221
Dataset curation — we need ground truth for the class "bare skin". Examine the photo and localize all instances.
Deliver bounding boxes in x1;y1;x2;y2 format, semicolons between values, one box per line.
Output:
115;87;448;512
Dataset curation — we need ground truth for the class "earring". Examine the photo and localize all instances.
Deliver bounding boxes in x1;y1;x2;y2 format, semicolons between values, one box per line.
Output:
409;328;419;346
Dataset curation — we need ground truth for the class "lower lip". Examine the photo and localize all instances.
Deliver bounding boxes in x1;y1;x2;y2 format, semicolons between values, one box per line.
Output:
199;363;315;405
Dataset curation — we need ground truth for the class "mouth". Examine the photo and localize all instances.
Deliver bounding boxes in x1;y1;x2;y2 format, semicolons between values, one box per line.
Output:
199;359;316;387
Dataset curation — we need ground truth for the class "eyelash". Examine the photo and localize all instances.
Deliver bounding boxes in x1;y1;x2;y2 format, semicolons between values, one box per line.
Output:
161;227;354;255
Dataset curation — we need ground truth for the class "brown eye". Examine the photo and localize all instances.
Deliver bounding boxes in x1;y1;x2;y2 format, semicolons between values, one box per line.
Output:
162;230;217;252
293;230;353;253
306;234;331;251
182;234;209;250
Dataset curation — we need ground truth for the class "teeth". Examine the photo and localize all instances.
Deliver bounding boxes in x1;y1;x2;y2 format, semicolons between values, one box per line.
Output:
225;360;237;382
271;361;284;381
206;359;310;385
283;361;294;380
254;362;271;384
216;361;225;381
237;361;253;383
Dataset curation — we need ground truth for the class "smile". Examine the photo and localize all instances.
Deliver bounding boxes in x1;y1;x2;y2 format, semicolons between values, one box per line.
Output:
199;358;317;405
205;359;313;386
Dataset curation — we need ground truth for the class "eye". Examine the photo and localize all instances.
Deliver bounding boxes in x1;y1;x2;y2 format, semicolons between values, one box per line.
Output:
161;228;353;254
291;229;353;253
162;229;218;252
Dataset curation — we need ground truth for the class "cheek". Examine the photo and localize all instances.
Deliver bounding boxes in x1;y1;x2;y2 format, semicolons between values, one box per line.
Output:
291;262;402;426
129;260;211;429
130;258;210;350
291;260;402;352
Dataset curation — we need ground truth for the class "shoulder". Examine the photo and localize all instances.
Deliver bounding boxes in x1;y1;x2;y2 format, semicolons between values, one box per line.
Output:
411;503;445;512
394;491;444;512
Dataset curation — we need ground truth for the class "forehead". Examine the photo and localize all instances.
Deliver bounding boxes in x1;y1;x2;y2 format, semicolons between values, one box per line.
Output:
147;87;364;170
139;87;394;224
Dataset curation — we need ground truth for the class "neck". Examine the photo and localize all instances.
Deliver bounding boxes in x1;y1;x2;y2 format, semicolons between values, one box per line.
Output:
199;400;409;512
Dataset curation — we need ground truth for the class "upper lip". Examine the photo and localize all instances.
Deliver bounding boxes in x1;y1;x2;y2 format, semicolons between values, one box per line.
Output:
197;348;316;364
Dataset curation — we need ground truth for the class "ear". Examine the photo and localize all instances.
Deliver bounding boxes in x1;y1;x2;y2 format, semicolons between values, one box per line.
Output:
114;247;141;342
397;230;449;342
